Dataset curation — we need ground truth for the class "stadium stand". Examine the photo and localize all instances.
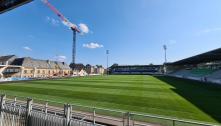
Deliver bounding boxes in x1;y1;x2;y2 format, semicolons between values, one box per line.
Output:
191;68;216;76
110;65;162;75
207;69;221;79
167;48;221;84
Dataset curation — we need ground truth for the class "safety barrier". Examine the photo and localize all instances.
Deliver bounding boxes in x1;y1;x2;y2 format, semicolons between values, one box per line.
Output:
0;94;220;126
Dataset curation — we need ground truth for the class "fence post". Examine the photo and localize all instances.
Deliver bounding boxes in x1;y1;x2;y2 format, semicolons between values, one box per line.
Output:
93;108;96;125
44;102;48;126
68;104;72;126
64;104;72;126
0;94;6;126
128;112;131;126
12;97;16;126
26;98;33;126
123;112;131;126
173;120;175;126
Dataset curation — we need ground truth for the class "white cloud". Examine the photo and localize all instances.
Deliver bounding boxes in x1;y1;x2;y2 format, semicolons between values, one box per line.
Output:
83;43;104;49
197;27;221;36
79;23;89;34
23;46;32;51
54;55;67;62
46;16;60;26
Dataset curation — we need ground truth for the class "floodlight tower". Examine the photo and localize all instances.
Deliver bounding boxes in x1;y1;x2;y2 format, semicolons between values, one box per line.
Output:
42;0;80;64
163;45;167;74
106;50;109;75
163;45;167;63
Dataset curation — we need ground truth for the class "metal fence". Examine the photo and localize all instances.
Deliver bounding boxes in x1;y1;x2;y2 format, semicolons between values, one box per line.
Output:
0;94;220;126
0;95;104;126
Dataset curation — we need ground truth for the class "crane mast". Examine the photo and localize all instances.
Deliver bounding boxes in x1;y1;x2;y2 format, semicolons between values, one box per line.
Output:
42;0;80;64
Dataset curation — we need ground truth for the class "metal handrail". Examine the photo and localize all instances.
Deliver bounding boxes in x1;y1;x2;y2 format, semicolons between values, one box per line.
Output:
131;113;219;126
3;94;221;126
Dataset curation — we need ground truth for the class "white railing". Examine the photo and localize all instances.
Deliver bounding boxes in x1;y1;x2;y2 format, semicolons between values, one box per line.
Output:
0;94;220;126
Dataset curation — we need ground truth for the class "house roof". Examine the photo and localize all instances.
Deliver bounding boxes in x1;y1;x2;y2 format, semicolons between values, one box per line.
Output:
11;57;70;70
56;62;70;70
0;55;16;62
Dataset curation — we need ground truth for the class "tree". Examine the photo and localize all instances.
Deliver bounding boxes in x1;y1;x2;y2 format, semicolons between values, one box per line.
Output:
111;63;118;68
69;63;75;70
86;64;91;67
96;65;103;68
149;63;154;66
69;63;85;70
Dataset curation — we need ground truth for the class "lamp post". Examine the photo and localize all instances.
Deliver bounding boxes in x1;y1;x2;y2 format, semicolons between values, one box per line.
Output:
106;50;109;76
163;45;167;74
163;45;167;63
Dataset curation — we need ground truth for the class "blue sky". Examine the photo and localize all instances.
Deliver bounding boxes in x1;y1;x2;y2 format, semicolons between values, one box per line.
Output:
1;0;221;67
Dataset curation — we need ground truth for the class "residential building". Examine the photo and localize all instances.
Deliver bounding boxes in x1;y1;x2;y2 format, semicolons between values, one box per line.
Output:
72;63;105;76
85;64;95;74
94;65;105;75
0;55;71;78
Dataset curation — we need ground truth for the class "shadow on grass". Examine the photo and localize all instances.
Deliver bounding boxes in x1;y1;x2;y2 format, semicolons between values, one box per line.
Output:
154;76;221;123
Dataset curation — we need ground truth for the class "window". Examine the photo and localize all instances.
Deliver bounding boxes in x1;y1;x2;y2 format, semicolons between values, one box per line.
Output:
24;70;27;74
38;70;40;74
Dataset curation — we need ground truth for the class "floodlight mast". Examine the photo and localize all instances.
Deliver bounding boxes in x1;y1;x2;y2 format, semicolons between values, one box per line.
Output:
42;0;80;64
163;45;167;63
163;45;167;74
106;50;109;76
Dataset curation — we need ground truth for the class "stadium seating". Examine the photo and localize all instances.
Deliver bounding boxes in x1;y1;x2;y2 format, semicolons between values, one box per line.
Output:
170;68;220;82
170;70;190;77
207;69;221;79
169;68;221;84
190;68;216;77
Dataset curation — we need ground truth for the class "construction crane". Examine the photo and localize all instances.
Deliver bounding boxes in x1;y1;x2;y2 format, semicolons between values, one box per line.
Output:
42;0;80;64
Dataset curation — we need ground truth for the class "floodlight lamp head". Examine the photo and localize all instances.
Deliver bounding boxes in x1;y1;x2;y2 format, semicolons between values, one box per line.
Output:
106;50;109;55
163;45;167;50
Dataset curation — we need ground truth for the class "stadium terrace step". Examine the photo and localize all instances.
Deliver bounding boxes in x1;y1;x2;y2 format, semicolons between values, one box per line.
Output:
191;68;217;76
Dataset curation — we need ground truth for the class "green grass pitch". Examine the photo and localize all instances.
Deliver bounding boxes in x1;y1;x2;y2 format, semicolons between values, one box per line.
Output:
0;75;220;124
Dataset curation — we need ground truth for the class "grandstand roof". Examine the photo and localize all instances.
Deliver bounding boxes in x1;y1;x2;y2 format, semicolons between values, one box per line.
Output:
171;48;221;65
111;65;162;68
0;0;32;14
